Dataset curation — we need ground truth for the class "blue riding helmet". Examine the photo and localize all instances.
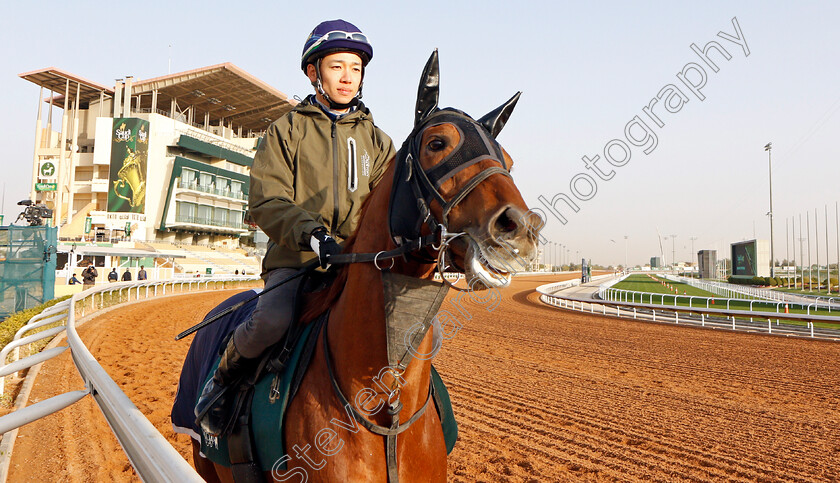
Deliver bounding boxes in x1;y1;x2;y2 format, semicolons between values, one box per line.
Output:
300;19;373;72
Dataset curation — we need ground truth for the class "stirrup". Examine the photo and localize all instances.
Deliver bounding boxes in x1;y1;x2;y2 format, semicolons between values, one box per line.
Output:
195;380;236;436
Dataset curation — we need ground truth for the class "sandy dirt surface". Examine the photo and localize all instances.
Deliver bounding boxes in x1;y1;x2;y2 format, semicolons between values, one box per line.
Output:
7;275;840;482
6;290;240;483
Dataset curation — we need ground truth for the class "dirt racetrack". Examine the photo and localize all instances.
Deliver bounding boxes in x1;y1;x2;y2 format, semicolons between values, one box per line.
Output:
6;276;840;482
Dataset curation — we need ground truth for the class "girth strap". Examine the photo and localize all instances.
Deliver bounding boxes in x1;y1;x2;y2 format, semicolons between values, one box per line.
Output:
322;324;433;483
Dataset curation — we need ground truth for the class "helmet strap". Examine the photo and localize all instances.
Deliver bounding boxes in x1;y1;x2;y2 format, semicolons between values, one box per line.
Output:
313;58;363;111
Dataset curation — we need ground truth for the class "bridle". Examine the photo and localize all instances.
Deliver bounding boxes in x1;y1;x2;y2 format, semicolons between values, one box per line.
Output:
388;109;511;248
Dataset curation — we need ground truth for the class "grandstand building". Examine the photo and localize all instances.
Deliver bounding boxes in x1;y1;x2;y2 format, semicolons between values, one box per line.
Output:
19;63;296;280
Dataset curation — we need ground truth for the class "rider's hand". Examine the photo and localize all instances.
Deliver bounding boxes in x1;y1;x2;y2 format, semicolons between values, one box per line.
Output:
309;227;340;269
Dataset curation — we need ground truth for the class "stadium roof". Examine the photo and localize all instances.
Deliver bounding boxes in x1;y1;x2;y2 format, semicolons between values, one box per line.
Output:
132;62;295;131
18;67;114;104
19;63;296;131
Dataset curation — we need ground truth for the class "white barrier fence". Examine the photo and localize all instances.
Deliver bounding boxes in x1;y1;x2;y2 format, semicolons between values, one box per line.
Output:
663;274;840;309
600;276;838;316
0;275;259;481
540;282;840;341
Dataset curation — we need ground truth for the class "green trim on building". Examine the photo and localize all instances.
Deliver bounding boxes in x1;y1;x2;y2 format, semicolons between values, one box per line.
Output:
158;156;250;231
177;135;254;167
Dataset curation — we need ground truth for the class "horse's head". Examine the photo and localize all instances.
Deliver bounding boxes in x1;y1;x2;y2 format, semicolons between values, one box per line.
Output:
388;51;542;289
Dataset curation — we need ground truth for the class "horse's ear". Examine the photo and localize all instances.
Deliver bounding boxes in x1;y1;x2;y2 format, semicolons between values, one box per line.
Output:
478;91;522;138
415;50;440;125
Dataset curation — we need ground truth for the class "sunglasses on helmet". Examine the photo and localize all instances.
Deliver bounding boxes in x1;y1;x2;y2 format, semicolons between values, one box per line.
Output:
303;30;369;58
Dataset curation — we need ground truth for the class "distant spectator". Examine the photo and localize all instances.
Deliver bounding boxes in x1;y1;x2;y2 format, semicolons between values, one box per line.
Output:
69;273;81;285
137;265;147;280
108;268;118;282
122;268;132;281
82;264;97;286
235;270;239;275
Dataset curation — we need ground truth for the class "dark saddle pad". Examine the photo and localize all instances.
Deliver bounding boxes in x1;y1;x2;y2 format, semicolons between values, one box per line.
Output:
197;321;457;471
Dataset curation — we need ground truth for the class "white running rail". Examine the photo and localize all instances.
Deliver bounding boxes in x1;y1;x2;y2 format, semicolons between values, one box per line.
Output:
542;282;840;340
0;275;259;481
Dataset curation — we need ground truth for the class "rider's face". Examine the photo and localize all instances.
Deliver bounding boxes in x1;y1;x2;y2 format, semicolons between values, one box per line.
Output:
307;52;362;109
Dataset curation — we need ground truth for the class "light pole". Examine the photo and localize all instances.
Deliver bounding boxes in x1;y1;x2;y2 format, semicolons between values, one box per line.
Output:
765;142;775;277
544;243;549;270
560;243;564;269
670;234;677;270
550;242;554;271
799;213;805;289
624;235;628;271
689;236;698;276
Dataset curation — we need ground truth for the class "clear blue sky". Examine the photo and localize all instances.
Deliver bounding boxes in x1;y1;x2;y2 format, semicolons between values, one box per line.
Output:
2;1;839;267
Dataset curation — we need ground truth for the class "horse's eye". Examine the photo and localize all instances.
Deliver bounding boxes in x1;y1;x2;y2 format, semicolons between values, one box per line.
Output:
428;139;445;151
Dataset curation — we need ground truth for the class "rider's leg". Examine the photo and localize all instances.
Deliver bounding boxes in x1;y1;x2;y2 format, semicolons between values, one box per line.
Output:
232;267;301;358
195;268;302;436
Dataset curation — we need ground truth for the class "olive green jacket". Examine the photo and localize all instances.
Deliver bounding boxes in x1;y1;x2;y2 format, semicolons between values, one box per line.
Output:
249;97;394;272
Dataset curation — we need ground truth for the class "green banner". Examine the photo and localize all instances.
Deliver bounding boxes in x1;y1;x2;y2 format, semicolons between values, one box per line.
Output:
35;182;57;192
84;217;92;234
108;118;149;213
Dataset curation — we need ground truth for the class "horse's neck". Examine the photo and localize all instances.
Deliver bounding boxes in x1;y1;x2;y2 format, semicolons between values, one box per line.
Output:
327;174;436;417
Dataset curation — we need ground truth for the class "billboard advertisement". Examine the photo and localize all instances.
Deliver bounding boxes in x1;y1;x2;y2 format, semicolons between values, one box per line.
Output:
108;118;149;213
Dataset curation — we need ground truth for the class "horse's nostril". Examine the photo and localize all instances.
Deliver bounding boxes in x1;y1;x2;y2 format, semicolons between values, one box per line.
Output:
494;209;518;234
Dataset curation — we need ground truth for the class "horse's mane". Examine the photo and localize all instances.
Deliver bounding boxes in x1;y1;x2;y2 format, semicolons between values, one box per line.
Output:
299;159;395;324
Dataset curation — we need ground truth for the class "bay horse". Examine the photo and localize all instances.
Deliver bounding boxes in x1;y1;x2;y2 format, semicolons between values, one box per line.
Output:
183;51;541;482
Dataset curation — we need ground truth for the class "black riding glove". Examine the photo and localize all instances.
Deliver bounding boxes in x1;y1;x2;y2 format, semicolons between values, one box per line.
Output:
309;227;340;268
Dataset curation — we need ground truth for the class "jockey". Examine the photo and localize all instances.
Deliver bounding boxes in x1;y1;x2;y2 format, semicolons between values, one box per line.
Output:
196;19;395;436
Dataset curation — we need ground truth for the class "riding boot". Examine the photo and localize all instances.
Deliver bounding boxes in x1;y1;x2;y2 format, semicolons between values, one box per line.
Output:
195;337;256;436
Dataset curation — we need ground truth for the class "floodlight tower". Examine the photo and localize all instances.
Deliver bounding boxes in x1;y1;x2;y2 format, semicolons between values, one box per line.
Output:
623;235;628;271
765;142;775;277
670;234;677;269
689;236;698;275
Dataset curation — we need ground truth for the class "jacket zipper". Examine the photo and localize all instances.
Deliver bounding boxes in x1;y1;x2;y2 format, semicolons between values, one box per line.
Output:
330;120;339;235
